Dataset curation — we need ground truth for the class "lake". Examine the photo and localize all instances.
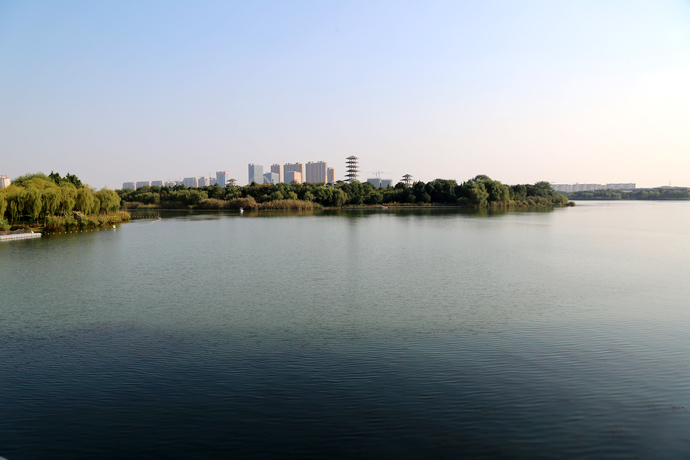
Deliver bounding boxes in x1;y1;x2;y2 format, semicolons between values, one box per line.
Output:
1;201;689;459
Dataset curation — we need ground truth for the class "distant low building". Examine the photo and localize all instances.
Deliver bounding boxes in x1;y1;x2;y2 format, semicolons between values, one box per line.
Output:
551;183;636;192
151;180;165;187
551;184;571;192
263;172;280;184
368;178;393;188
183;177;198;188
136;181;151;189
270;164;282;183
606;183;636;191
122;182;136;190
1;175;12;189
285;171;302;184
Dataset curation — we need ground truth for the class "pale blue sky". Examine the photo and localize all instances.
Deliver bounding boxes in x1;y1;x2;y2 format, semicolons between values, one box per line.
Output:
1;0;689;188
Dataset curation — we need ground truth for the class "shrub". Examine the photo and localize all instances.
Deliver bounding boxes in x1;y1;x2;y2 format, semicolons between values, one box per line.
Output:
257;199;322;210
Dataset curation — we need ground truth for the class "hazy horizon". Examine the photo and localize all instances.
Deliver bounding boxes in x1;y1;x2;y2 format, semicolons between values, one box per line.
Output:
2;1;689;189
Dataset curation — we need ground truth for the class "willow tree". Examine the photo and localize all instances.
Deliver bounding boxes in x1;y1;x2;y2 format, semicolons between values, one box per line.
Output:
4;187;26;223
42;188;61;217
39;188;60;226
22;186;43;221
60;185;77;215
0;192;7;219
95;188;120;214
75;187;95;214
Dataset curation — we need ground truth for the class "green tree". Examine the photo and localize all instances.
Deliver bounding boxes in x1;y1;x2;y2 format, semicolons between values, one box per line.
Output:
48;171;62;184
6;187;26;223
64;173;83;188
60;185;78;215
75;187;96;214
332;188;347;207
467;182;489;207
95;189;121;213
269;191;284;201
42;188;61;221
0;192;7;219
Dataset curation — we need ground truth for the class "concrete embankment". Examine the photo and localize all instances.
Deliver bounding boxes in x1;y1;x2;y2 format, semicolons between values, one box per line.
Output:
0;232;42;242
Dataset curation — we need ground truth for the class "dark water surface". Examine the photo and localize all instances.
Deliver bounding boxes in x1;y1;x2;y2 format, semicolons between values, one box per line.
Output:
1;202;689;459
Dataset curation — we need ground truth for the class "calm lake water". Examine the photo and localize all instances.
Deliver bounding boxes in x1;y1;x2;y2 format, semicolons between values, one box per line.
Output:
1;201;689;459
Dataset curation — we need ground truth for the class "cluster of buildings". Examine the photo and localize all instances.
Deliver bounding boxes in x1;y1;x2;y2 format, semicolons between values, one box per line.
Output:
119;156;398;191
248;161;336;185
551;183;636;192
0;175;10;189
123;171;236;190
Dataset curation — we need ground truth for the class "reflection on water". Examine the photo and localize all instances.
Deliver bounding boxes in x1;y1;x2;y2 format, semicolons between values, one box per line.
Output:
128;205;557;220
1;202;689;459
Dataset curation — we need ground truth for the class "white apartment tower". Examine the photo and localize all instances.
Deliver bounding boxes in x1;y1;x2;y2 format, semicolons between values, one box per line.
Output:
305;161;328;183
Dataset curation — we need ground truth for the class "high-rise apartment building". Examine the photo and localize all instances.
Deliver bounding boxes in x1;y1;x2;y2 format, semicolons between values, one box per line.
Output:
284;163;304;184
284;171;302;184
248;164;264;185
216;171;230;187
0;175;10;189
136;181;151;189
122;182;136;190
305;161;328;183
327;168;335;184
270;164;282;183
183;177;199;188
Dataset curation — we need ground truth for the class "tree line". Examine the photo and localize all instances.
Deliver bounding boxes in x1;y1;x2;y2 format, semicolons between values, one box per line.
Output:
0;172;121;230
117;175;569;209
567;188;690;200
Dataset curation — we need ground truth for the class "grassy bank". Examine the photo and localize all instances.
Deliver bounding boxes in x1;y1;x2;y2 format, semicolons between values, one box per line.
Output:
44;211;131;231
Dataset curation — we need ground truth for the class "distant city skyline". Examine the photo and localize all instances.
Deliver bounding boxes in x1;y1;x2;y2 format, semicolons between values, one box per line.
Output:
2;1;689;189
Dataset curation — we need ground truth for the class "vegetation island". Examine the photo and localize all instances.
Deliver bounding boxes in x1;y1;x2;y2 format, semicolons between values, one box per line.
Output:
0;173;573;232
0;172;129;232
117;175;571;210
